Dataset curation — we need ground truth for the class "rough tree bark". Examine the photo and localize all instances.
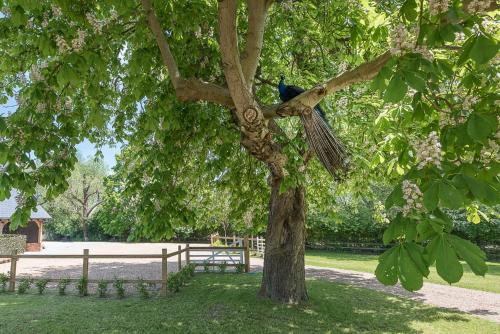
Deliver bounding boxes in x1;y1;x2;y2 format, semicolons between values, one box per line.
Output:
259;182;307;302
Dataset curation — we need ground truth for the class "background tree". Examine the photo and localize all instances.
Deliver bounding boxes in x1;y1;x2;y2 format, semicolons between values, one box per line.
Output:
46;157;107;241
0;0;498;303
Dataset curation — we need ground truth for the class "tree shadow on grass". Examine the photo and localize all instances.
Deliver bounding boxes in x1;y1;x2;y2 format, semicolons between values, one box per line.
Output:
187;274;479;334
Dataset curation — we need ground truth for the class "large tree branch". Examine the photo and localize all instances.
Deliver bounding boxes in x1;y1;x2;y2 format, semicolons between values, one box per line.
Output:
218;0;285;180
141;0;234;108
87;200;103;217
240;1;272;88
262;51;392;118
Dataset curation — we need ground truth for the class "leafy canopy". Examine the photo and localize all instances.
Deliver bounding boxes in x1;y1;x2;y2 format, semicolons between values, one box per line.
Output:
0;0;498;291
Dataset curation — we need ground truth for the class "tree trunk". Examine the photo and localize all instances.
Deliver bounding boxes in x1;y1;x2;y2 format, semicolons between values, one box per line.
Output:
259;181;308;303
82;217;89;242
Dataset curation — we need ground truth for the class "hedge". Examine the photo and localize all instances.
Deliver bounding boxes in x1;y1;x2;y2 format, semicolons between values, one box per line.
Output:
0;234;26;255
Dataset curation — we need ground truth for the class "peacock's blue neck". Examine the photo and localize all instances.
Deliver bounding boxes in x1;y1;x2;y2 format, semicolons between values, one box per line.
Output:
278;79;286;95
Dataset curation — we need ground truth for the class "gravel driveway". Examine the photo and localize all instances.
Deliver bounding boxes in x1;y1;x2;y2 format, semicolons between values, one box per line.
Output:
2;242;499;323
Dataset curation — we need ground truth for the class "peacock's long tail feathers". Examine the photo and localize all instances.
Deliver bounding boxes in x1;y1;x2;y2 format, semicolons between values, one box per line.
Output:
300;109;349;178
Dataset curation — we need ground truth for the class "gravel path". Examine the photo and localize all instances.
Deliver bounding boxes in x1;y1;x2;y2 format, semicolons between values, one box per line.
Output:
2;242;499;323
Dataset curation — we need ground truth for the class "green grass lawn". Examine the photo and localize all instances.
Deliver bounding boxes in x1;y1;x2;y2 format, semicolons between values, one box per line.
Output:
0;274;498;334
305;250;500;293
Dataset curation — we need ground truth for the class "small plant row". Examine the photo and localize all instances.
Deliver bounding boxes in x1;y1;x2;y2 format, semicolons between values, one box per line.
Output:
202;261;246;274
0;263;198;298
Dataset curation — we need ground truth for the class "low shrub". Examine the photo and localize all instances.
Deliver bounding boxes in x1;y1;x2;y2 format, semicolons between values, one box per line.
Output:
0;272;8;292
97;280;108;298
167;272;181;293
113;278;125;299
18;277;32;294
186;263;196;276
219;261;227;274
58;278;71;295
136;279;150;299
235;263;245;274
76;277;88;296
35;279;49;295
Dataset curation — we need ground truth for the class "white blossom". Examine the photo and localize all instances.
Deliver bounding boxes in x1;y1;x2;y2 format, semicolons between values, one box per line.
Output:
402;180;423;215
51;5;63;18
26;18;34;29
55;35;70;54
110;9;118;21
36;102;46;113
463;95;478;110
455;32;466;42
41;12;49;28
86;12;103;34
428;0;449;16
16;72;27;84
390;24;412;56
282;0;294;11
337;96;348;109
414;131;442;169
466;0;492;13
30;64;43;82
480;139;499;163
71;29;86;52
64;97;72;110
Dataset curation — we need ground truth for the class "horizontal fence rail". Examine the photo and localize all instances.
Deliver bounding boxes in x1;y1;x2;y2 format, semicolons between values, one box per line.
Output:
0;243;250;294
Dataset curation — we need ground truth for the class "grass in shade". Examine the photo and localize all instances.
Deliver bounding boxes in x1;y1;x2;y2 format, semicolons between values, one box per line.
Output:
0;274;498;334
305;250;500;293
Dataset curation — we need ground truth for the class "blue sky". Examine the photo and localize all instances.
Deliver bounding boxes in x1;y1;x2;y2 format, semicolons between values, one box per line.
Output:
0;95;121;169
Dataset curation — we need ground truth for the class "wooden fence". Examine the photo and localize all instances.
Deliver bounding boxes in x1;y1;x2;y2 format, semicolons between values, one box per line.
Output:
0;243;249;296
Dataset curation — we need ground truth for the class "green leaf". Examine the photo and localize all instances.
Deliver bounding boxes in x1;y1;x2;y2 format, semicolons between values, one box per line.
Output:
405;242;429;277
462;175;487;200
417;220;437;241
435;235;463;284
438;182;464;209
469;35;499;65
398;245;423;291
423;181;439;211
448;235;487;276
467;113;497;142
384;74;408;103
400;0;418;21
375;246;400;286
404;71;426;92
385;183;404;208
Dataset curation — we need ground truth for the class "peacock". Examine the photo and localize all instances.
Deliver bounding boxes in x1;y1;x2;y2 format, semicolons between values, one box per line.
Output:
279;75;328;124
278;75;348;178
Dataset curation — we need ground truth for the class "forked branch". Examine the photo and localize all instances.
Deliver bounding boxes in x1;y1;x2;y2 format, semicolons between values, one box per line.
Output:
141;0;234;108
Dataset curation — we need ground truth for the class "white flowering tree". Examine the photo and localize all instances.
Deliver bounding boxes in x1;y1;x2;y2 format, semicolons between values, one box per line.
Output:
0;0;498;302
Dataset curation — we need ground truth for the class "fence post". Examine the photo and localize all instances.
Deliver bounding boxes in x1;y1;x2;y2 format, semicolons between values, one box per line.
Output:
82;249;89;292
177;245;182;271
186;244;190;265
161;248;168;296
232;235;236;244
9;250;17;292
243;236;250;273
